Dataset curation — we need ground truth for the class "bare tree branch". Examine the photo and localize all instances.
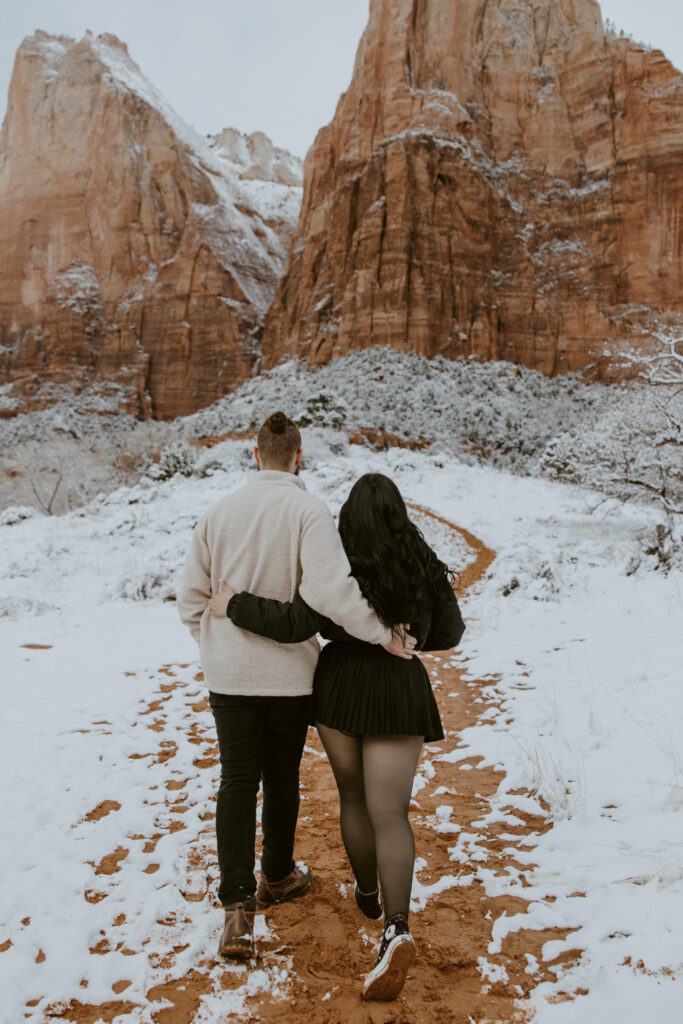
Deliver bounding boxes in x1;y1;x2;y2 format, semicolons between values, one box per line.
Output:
29;462;64;516
609;476;683;515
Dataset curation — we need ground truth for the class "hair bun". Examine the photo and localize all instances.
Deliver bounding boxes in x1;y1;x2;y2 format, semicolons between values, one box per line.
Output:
266;411;289;435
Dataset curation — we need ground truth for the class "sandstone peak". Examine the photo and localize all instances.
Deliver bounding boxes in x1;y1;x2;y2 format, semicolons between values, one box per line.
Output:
262;0;683;376
0;31;302;419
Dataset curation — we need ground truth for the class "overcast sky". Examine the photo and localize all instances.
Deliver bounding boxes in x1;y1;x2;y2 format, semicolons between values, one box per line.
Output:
1;0;681;159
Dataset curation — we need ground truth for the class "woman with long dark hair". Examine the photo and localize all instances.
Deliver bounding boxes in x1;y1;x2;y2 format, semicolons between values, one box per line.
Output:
208;472;465;1000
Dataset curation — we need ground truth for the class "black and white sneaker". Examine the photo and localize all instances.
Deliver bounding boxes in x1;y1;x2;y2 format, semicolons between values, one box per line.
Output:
362;914;415;1001
354;882;382;920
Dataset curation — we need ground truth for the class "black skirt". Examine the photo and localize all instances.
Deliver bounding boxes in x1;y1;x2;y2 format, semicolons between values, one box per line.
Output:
312;640;444;742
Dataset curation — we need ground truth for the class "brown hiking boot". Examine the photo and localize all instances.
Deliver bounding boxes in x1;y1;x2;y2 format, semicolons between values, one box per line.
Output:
256;862;312;907
217;897;256;959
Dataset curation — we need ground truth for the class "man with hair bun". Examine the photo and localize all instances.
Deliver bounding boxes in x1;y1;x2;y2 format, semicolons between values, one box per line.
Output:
255;410;301;469
177;411;415;959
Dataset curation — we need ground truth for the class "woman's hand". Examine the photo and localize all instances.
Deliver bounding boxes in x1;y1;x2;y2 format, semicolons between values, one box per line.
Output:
382;623;417;660
208;580;236;618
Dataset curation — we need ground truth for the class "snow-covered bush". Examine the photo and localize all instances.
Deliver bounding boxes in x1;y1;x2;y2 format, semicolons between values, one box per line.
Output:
487;547;562;601
627;520;683;576
620;322;683;388
543;323;683;531
147;443;197;481
295;390;349;429
118;570;176;602
541;390;682;517
193;441;253;478
2;440;109;515
0;381;139;447
538;434;581;480
0;506;38;527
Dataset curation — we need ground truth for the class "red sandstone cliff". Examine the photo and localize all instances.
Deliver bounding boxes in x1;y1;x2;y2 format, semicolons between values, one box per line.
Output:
0;32;302;419
261;0;683;377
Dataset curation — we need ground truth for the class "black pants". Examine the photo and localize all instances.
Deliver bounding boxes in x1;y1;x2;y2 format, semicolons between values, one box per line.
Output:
209;691;310;907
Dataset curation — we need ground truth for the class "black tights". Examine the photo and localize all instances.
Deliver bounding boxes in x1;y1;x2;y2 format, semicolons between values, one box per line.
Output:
317;724;423;919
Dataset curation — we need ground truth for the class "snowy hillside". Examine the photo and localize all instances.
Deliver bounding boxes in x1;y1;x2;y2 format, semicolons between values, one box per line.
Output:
2;348;681;556
0;429;681;1022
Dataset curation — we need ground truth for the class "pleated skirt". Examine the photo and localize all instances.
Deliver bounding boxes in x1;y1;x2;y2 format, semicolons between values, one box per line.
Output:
312;640;444;742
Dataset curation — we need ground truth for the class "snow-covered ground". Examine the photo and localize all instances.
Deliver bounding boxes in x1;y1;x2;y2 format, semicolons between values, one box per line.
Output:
0;432;681;1022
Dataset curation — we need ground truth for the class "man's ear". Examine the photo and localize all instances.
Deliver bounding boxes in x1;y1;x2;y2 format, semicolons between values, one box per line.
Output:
253;446;260;467
295;449;303;468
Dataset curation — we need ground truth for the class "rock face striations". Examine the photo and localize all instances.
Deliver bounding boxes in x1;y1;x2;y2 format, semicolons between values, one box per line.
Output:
0;32;302;419
261;0;683;377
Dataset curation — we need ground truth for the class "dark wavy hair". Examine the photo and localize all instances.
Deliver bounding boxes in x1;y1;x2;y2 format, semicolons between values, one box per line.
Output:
338;473;454;630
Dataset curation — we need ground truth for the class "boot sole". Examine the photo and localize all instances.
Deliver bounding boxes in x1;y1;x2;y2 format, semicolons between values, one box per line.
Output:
355;900;383;920
362;936;415;1001
218;940;253;960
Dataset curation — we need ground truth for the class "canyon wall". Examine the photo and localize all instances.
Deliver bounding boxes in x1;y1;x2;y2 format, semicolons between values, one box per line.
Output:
261;0;683;377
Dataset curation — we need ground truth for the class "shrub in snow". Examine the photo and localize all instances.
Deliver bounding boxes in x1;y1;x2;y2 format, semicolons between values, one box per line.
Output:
488;548;562;601
147;443;197;481
0;505;38;527
522;744;587;821
583;319;683;521
0;596;56;618
540;388;683;522
626;520;683;576
0;381;138;447
193;452;228;478
295;391;350;430
538;434;581;479
118;571;176;602
193;441;252;478
0;437;143;516
618;321;683;389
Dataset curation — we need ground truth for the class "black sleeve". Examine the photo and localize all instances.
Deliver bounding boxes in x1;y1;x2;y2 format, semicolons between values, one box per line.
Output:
227;591;325;643
227;590;365;645
421;579;466;652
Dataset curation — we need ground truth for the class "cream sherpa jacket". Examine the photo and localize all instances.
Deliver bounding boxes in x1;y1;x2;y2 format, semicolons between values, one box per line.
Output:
177;470;392;696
